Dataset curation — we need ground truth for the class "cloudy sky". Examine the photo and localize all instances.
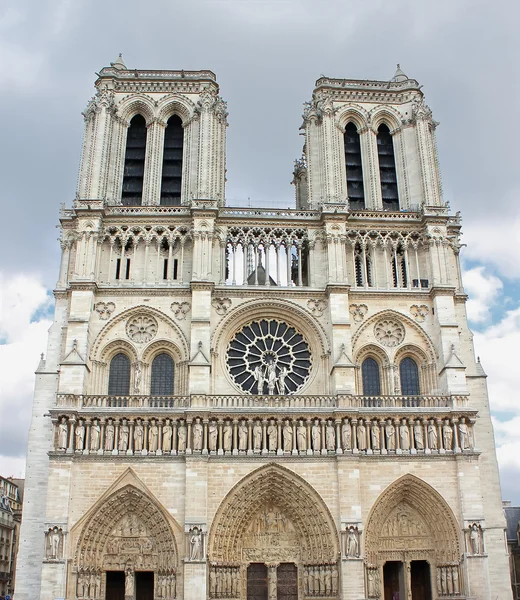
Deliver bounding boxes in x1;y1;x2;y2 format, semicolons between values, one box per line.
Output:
0;0;519;501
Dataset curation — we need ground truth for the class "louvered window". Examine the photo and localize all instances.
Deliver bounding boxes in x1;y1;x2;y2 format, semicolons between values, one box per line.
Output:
108;353;131;395
344;122;365;209
377;124;399;210
151;353;175;396
160;115;183;206
400;357;420;395
122;115;147;206
362;358;381;395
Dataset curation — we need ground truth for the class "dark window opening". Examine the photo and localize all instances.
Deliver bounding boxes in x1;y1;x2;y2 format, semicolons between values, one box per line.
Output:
151;353;175;396
362;357;381;396
354;243;372;287
344;122;365;210
115;258;121;280
377;124;399;211
122;114;147;206
173;258;179;280
161;115;183;206
391;246;407;288
163;258;169;280
400;357;420;396
108;353;131;396
125;258;131;280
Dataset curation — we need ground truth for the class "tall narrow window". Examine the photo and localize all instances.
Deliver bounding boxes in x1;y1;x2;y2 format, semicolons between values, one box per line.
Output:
354;243;372;287
391;245;407;288
151;353;175;396
122;115;147;206
344;122;365;209
400;357;420;395
108;353;131;395
362;358;381;395
160;115;184;206
377;124;399;210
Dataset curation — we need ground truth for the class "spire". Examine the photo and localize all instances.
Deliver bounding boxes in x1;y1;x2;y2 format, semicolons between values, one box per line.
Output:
110;53;127;70
392;63;408;82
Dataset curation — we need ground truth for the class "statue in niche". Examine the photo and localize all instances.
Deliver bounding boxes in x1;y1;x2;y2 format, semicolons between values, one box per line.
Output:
239;420;248;451
149;419;158;452
119;419;129;451
357;420;367;451
283;420;293;452
346;526;359;557
193;417;203;451
443;420;453;450
312;419;321;451
326;420;335;450
414;421;424;450
77;573;85;597
209;420;218;452
332;565;338;594
105;419;115;451
178;420;187;452
385;420;395;450
254;365;265;395
46;526;63;559
232;568;239;597
223;421;233;451
469;523;482;554
428;421;438;449
58;417;68;450
297;420;307;451
304;567;310;596
75;419;85;451
189;527;203;560
134;361;142;394
342;419;351;450
267;363;278;395
371;421;380;450
209;568;217;596
308;567;314;595
400;419;410;451
253;421;262;451
459;418;470;450
90;419;101;451
452;567;460;594
267;419;277;451
162;419;172;452
325;565;332;595
134;419;144;451
125;568;134;595
278;366;288;394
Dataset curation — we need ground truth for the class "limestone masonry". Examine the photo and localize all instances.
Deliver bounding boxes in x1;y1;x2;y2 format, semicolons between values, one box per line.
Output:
15;57;512;600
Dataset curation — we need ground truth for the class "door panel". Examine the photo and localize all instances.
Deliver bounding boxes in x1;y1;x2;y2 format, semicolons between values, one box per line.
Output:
247;563;268;600
277;563;298;600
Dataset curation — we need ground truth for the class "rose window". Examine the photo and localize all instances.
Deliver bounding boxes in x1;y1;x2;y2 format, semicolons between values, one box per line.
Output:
126;315;158;344
374;318;405;347
227;319;312;395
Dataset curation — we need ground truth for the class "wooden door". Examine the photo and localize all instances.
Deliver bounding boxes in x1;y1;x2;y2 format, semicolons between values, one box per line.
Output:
277;564;298;600
247;563;268;600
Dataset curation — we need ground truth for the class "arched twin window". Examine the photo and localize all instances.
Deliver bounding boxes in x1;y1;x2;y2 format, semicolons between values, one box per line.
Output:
122;115;147;206
377;124;399;210
344;122;365;210
107;352;175;396
160;115;184;206
361;356;420;395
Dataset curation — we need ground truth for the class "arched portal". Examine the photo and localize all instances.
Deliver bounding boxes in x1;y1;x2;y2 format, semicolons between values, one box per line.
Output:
209;464;339;600
364;475;462;600
71;473;179;600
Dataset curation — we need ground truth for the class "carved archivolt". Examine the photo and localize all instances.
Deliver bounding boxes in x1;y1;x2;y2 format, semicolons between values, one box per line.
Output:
364;474;460;566
208;464;339;564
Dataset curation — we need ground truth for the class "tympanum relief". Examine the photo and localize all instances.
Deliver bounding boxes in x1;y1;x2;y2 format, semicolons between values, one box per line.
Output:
103;514;157;571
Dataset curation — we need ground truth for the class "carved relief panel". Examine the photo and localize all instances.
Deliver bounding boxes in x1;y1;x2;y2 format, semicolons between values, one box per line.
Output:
103;514;158;571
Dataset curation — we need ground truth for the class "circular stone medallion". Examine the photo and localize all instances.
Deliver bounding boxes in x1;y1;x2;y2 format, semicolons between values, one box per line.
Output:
374;318;405;347
126;315;158;344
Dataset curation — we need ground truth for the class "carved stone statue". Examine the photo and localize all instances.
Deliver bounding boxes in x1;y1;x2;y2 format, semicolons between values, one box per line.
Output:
346;526;359;557
223;421;233;451
267;420;277;451
414;421;424;450
385;420;395;450
178;421;187;452
58;417;68;450
443;420;453;450
367;568;380;597
90;419;100;451
400;420;410;451
209;420;218;452
162;419;172;452
47;526;62;559
125;568;134;595
312;419;321;451
254;365;265;395
210;568;217;596
297;420;307;451
371;421;380;450
278;366;288;394
134;419;144;451
149;419;158;452
283;420;293;452
253;421;262;451
428;421;438;450
105;419;115;451
342;419;351;450
193;418;203;451
75;420;85;451
459;418;470;450
469;523;482;554
357;420;366;451
326;420;335;450
119;419;129;451
189;527;203;560
267;363;278;395
332;565;338;594
239;420;248;451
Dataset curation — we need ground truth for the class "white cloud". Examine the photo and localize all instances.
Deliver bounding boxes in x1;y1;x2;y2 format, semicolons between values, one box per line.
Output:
462;265;502;323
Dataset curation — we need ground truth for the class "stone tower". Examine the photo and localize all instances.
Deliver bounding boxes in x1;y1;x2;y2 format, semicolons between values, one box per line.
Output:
15;59;511;600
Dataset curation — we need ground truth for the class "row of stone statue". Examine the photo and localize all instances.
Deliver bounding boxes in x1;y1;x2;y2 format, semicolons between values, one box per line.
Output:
209;566;240;598
437;565;461;596
303;564;339;597
156;574;177;599
56;415;474;455
76;572;101;599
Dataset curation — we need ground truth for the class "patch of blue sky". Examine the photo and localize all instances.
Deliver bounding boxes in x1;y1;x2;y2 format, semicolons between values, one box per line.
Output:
29;291;54;323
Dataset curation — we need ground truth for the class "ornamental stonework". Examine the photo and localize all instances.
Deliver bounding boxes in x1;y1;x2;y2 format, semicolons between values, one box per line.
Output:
126;314;158;343
374;318;405;347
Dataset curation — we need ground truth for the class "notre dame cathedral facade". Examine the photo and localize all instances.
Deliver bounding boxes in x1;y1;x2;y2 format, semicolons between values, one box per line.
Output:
15;57;512;600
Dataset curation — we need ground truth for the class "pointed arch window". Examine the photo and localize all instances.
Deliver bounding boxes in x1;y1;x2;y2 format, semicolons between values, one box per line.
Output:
377;124;399;210
108;353;131;395
160;115;184;206
122;115;147;206
391;244;408;288
344;122;365;209
362;357;381;395
150;353;175;396
354;243;373;287
400;357;420;395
